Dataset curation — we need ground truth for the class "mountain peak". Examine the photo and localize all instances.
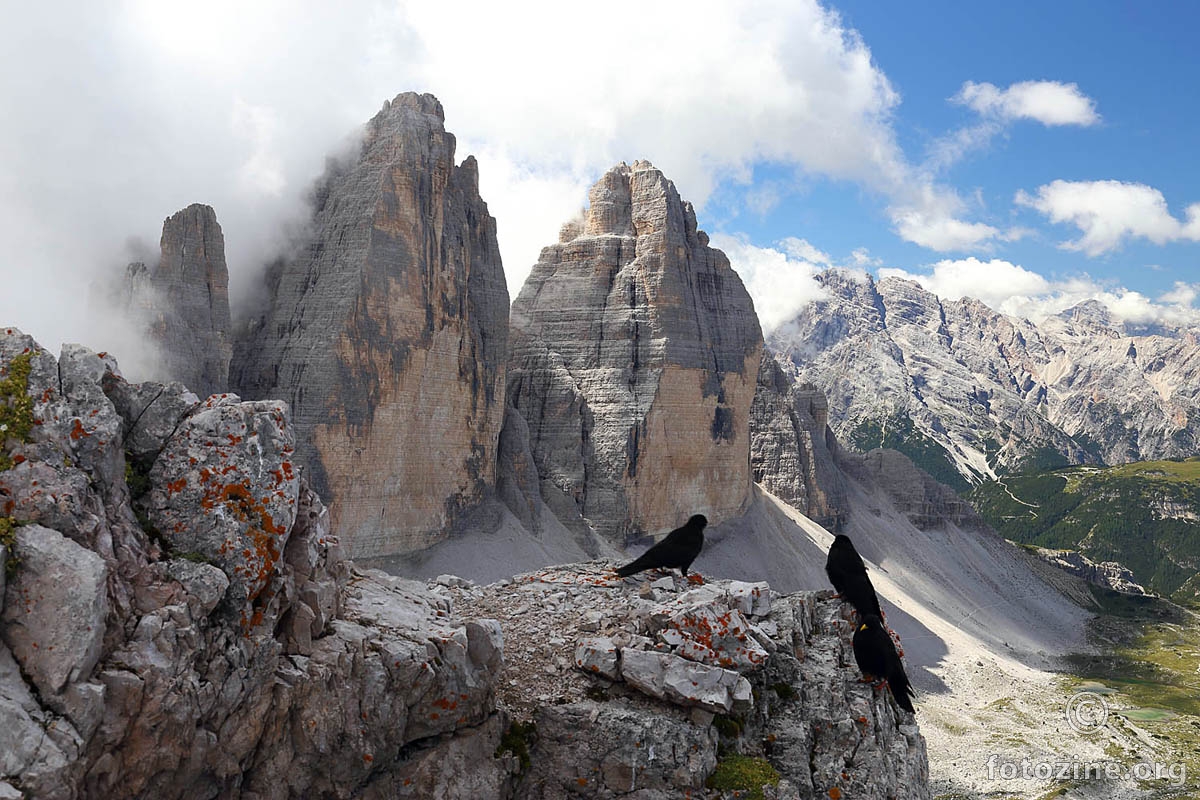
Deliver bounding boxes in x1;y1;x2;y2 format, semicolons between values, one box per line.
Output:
382;91;444;120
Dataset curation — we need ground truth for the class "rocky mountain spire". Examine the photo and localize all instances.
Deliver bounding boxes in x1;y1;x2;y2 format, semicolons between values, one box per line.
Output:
507;160;762;544
230;92;509;558
121;203;232;398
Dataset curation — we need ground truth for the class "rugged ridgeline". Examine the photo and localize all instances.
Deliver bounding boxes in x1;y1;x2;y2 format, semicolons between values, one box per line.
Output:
969;459;1200;605
0;330;928;800
118;204;232;398
231;94;509;559
507;161;763;544
769;270;1200;488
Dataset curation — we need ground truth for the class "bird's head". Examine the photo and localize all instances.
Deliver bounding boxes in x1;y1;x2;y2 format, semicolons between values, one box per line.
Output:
858;614;885;632
688;514;708;528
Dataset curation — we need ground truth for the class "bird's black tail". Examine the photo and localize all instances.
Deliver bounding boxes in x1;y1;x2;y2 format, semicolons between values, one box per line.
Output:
889;666;916;713
615;554;649;578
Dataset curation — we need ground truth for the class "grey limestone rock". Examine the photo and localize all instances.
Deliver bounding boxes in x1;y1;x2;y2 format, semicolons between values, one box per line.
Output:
1031;548;1149;596
121;203;232;399
231;92;509;559
751;352;848;529
1;330;512;799
771;270;1200;483
1;524;108;697
508;161;763;545
839;447;985;530
142;393;301;621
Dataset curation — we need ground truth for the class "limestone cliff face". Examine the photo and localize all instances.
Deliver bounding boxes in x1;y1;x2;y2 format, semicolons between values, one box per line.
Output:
121;204;232;398
750;354;848;530
231;93;509;558
507;162;763;544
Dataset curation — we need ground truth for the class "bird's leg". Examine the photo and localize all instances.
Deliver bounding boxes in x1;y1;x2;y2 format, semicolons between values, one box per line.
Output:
687;572;705;585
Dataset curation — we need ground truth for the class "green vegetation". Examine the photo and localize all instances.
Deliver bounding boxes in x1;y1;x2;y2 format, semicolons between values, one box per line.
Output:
0;351;35;471
847;411;974;492
1010;444;1071;475
769;682;797;701
705;755;780;800
968;459;1200;607
125;453;160;540
1063;589;1200;788
712;714;744;739
495;720;536;772
0;516;19;575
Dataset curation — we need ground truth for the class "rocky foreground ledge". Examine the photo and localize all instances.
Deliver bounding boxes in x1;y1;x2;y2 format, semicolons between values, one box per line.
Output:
438;564;928;799
0;329;927;799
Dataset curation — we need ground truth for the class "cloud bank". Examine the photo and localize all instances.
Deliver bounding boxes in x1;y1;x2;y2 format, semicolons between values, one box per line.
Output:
0;0;1009;362
710;234;830;332
880;257;1200;327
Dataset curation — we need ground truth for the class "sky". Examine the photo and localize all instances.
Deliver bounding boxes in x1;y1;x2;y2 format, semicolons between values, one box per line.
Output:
2;0;1199;366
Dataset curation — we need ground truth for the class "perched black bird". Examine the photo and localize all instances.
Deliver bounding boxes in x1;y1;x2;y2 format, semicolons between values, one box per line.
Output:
825;534;883;618
853;614;916;713
615;514;707;578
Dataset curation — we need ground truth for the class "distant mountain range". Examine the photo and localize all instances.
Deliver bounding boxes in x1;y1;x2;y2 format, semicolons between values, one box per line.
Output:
969;458;1200;608
769;270;1200;489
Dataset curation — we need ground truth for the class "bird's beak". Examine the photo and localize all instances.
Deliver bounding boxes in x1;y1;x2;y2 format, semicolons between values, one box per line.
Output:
859;624;868;631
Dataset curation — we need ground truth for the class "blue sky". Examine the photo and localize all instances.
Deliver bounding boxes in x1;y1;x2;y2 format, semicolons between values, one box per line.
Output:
706;0;1200;323
1;0;1198;363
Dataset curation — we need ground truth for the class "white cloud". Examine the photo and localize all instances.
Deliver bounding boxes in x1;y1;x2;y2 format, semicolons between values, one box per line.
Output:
953;80;1100;127
1016;179;1200;255
0;0;1018;360
891;209;1001;251
1160;281;1199;306
779;237;832;265
880;258;1050;312
849;247;881;267
882;257;1200;327
926;80;1098;174
231;99;286;197
710;234;828;332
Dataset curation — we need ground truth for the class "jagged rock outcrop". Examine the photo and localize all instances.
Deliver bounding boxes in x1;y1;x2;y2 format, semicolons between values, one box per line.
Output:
507;161;763;544
839;448;985;530
1;328;934;799
770;270;1200;484
0;330;509;799
444;563;929;800
1029;547;1149;596
120;204;232;398
750;354;848;530
231;93;509;559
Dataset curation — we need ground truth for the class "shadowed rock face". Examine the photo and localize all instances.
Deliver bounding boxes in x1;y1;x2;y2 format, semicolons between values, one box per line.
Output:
231;93;509;558
750;353;848;530
507;161;762;544
122;204;232;398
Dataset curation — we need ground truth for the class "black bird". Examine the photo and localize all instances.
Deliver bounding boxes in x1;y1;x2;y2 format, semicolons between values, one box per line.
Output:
615;514;707;578
853;614;916;713
825;534;883;618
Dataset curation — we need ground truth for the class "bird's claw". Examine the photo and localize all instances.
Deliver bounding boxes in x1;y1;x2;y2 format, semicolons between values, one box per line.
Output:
686;573;705;585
